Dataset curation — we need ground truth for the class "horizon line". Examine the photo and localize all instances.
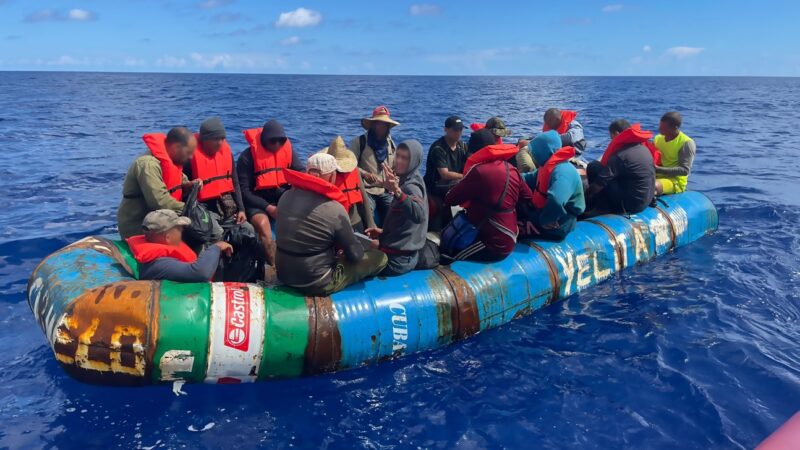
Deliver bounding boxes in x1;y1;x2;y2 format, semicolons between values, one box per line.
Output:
1;69;798;79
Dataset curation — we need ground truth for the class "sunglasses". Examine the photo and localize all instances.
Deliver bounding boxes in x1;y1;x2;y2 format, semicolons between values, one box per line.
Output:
267;137;287;146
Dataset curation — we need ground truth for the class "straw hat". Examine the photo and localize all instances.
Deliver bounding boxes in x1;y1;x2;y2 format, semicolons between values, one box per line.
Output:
317;136;358;173
360;105;400;130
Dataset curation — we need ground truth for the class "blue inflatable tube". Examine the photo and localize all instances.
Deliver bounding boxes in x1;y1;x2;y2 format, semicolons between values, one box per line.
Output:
26;192;717;385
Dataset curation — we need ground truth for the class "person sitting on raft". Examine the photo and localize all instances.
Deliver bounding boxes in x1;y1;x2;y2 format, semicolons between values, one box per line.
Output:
117;127;201;239
317;136;375;232
584;119;656;216
365;139;429;276
654;111;696;196
542;108;587;155
467;117;511;149
275;153;387;295
424;116;468;231
127;209;233;282
237;119;304;267
349;105;399;223
184;117;251;242
519;131;586;241
440;128;533;262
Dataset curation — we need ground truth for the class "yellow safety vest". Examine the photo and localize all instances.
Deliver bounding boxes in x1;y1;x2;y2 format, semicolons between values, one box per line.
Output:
654;131;693;192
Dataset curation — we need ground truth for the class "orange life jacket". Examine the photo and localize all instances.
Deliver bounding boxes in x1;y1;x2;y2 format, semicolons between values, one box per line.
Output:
463;143;519;174
243;128;293;191
543;110;578;135
143;133;183;201
600;124;661;166
126;235;198;264
335;169;364;208
532;146;576;209
283;169;350;212
190;134;235;201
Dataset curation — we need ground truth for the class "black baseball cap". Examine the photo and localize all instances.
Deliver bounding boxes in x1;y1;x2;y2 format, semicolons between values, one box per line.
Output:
444;116;465;130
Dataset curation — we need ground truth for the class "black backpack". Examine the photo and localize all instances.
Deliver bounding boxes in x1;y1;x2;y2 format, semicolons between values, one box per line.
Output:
181;184;216;246
219;222;264;283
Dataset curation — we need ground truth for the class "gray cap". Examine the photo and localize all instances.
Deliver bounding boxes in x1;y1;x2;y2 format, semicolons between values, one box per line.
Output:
142;209;191;233
199;116;226;141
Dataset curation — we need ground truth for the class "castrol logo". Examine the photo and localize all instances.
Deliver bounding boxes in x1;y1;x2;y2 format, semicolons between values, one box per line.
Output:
224;285;250;351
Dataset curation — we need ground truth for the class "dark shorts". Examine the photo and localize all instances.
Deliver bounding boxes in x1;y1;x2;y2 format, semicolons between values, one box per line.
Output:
246;207;268;220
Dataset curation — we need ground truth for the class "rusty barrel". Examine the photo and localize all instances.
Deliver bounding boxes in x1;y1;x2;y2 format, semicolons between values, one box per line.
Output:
27;191;718;386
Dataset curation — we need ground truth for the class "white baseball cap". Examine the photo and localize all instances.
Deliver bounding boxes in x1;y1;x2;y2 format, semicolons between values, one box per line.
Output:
307;153;342;175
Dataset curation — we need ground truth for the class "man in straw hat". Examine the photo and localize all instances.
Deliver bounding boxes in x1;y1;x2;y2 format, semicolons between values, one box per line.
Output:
349;105;399;224
317;136;375;232
275;153;387;295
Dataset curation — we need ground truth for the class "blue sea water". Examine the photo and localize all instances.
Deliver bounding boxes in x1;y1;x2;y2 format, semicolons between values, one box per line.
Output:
0;72;798;449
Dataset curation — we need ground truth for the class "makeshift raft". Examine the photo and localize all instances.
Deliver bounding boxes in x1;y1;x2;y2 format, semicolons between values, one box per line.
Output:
27;192;718;386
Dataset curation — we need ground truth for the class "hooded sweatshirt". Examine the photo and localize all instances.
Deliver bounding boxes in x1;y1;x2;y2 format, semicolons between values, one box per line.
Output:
379;140;428;253
524;131;585;237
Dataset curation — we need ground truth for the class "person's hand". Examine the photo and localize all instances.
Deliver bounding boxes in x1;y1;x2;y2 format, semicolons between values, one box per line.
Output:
362;172;379;184
517;139;530;149
192;178;203;188
235;211;247;224
215;241;234;257
365;227;383;239
266;204;278;219
382;163;401;197
369;239;380;250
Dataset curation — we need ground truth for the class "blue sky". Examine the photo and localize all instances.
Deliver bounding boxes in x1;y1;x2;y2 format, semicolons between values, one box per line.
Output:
1;0;799;76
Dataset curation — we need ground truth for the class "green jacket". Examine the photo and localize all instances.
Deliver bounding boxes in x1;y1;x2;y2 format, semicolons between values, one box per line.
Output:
117;154;188;238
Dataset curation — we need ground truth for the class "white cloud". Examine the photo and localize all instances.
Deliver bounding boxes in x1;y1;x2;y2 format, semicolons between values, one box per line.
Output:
427;46;541;66
123;57;146;67
643;45;652;52
275;8;322;28
156;55;187;68
602;4;624;12
410;4;441;16
67;9;95;21
666;46;704;58
25;8;97;22
188;52;287;70
280;36;301;46
48;55;80;65
197;0;234;9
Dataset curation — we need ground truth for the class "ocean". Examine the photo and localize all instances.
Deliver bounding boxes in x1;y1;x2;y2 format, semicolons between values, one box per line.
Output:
0;72;798;449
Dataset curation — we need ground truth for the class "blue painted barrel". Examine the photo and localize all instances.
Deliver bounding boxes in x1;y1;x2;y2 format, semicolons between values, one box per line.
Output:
324;191;718;371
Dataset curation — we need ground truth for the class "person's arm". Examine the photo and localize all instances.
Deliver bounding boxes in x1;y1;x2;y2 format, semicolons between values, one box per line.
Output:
429;146;463;182
656;140;696;177
396;184;426;224
137;158;185;213
332;207;365;262
289;149;304;171
516;147;535;173
561;120;585;147
230;153;245;212
585;157;618;199
138;245;221;283
237;149;270;211
356;177;376;229
444;167;480;206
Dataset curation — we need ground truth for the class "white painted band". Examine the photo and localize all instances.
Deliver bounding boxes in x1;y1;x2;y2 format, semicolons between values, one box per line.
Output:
204;283;265;383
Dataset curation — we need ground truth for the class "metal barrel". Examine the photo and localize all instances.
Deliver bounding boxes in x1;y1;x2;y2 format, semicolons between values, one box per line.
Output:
27;192;718;386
